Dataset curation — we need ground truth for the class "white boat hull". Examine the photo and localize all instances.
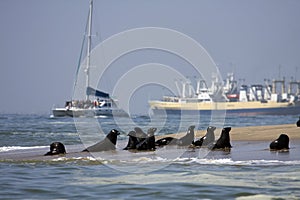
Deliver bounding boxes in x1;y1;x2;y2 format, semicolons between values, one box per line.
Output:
52;107;128;118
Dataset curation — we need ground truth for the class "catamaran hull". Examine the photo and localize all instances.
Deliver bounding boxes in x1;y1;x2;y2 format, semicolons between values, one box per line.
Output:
52;108;128;118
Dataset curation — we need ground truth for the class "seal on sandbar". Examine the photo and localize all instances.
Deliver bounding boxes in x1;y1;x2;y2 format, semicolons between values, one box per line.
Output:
82;129;120;152
177;125;195;146
269;134;289;151
123;131;138;150
155;125;195;147
44;142;66;156
155;136;176;146
136;128;157;151
212;127;232;150
193;126;216;147
134;127;148;143
296;117;300;127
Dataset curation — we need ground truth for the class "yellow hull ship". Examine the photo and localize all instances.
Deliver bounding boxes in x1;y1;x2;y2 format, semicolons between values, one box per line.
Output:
149;73;300;116
149;100;300;115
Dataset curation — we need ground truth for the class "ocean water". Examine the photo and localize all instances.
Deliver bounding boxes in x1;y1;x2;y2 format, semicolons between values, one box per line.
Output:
0;113;299;199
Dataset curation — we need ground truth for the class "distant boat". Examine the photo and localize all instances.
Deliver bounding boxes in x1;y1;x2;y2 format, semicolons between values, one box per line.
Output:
52;0;128;118
149;73;300;116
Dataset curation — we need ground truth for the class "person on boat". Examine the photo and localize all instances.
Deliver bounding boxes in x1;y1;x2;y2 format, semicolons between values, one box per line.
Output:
65;101;72;110
94;98;100;107
84;99;92;109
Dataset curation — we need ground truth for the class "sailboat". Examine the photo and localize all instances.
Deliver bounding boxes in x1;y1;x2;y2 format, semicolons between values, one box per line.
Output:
52;0;128;118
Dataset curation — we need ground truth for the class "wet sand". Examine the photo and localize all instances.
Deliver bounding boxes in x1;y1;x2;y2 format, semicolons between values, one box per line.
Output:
157;124;300;141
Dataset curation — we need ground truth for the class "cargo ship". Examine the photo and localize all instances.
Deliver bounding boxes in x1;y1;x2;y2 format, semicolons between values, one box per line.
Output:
149;73;300;115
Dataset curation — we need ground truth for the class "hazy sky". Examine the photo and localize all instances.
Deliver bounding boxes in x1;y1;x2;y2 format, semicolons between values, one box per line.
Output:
1;0;300;114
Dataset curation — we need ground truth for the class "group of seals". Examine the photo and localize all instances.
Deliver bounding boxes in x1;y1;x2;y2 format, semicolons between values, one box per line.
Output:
123;127;157;151
45;129;120;156
155;126;232;150
155;125;195;146
44;125;290;156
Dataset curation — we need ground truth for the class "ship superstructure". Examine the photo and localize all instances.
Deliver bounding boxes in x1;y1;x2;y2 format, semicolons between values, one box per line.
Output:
149;73;300;115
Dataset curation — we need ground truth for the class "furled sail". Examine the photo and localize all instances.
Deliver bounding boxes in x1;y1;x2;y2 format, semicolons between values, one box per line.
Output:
86;86;109;98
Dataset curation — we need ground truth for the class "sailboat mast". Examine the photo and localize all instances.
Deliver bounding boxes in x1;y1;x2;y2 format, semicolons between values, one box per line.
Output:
86;0;93;101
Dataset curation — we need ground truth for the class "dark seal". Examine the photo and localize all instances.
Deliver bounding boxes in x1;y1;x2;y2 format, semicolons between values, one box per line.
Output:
193;126;216;147
155;125;195;147
123;131;138;150
177;125;195;146
155;136;177;146
44;142;66;156
134;127;148;143
297;117;300;127
82;129;120;152
212;127;232;150
136;128;157;151
269;134;289;150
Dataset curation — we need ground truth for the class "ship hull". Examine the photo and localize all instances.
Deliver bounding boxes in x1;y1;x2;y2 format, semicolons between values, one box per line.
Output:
149;101;300;116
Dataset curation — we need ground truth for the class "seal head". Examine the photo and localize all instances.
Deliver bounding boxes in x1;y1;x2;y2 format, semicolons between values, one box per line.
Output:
44;142;66;156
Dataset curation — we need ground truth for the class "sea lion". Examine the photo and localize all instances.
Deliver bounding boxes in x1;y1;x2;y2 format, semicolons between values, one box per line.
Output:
155;125;195;147
82;129;120;152
123;131;138;150
212;127;232;150
136;128;157;151
155;136;177;146
134;127;148;143
269;134;289;150
297;117;300;127
193;126;216;147
177;125;195;146
44;142;66;156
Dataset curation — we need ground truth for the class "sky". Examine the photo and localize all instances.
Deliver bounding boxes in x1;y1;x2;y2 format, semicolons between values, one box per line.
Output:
0;0;300;114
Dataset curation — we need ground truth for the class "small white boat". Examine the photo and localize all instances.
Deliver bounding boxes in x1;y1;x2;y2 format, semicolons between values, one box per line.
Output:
52;90;128;118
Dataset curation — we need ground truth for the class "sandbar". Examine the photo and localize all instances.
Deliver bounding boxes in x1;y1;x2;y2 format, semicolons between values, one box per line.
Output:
157;124;300;141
